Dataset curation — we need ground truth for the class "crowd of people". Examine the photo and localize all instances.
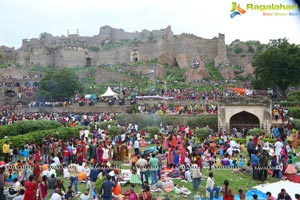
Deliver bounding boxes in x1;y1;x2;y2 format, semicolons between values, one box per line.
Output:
0;113;299;200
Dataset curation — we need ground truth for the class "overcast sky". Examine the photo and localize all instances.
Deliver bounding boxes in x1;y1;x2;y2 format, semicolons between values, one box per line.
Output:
1;0;299;48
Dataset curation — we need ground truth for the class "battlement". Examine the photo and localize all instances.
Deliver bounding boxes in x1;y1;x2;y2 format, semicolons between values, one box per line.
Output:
98;25;173;42
220;96;272;106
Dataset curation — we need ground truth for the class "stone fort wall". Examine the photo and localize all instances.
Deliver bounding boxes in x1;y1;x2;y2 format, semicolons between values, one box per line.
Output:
1;26;232;69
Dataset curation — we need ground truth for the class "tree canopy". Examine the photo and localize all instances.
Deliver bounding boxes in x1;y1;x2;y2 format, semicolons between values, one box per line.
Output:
252;38;300;98
39;32;52;40
37;67;83;101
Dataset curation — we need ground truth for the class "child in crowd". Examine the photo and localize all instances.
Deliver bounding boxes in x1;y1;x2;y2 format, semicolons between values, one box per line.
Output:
239;155;245;168
238;189;245;200
232;153;238;167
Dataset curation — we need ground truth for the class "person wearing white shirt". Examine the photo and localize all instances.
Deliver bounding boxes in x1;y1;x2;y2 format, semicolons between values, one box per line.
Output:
13;189;24;200
77;164;85;173
101;133;106;141
50;188;63;200
137;132;141;141
46;167;57;178
84;129;89;141
102;147;110;162
133;139;140;155
206;172;220;200
184;169;192;182
274;139;283;162
80;191;91;200
50;160;58;168
187;144;192;154
121;133;126;142
226;147;233;157
9;178;21;195
53;156;60;166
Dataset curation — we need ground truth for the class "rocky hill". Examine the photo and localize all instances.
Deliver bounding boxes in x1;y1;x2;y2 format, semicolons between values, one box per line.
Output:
0;27;267;108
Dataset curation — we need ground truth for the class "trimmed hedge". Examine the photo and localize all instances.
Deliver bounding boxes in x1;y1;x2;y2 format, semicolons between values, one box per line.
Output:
247;128;265;136
289;108;300;119
115;114;218;130
0;120;62;138
116;114;181;130
0;126;81;149
186;115;217;130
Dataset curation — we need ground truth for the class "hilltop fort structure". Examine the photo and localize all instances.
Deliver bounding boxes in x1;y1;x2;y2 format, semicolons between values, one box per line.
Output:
0;25;252;69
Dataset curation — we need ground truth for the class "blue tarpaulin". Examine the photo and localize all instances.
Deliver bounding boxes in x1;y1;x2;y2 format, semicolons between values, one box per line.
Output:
195;190;268;200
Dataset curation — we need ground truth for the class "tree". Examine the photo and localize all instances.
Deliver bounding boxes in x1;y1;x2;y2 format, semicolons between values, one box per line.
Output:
39;32;52;40
252;38;300;99
37;68;83;101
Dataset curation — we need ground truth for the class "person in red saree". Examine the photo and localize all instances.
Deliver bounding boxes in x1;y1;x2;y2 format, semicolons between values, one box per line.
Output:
222;180;234;200
180;146;186;165
37;175;48;200
96;143;103;165
33;160;41;182
167;144;173;168
24;174;37;200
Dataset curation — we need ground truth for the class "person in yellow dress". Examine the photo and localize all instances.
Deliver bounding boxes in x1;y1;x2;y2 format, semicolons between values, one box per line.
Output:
2;141;10;163
292;129;298;149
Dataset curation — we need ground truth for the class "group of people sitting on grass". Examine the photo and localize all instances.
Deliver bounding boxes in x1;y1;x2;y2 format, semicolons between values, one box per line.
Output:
1;118;300;199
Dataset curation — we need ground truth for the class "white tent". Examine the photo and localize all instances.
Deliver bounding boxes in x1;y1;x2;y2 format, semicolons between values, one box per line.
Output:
253;180;300;199
100;87;119;97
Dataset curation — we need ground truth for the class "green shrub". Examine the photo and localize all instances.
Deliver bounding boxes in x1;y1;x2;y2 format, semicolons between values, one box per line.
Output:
277;101;300;107
187;115;217;130
0;120;62;138
287;91;300;102
145;126;160;139
248;128;265;136
194;127;210;142
292;118;300;129
248;46;254;53
0;126;81;149
108;126;122;136
98;120;118;130
234;47;243;54
289;108;300;119
263;138;276;143
116;114;217;130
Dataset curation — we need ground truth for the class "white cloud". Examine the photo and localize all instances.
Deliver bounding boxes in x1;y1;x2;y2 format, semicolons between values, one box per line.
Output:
0;0;299;48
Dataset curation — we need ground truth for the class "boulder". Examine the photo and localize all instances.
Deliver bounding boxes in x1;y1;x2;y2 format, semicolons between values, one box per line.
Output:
175;54;189;69
242;64;254;76
158;52;176;66
185;66;209;83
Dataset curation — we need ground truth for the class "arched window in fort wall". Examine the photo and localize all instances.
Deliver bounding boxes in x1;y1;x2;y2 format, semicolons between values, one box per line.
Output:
86;57;92;67
130;51;139;63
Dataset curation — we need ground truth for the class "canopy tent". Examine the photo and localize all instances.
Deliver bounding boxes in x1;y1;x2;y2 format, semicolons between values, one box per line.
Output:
253;180;300;199
99;87;119;97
